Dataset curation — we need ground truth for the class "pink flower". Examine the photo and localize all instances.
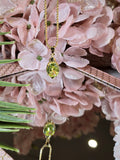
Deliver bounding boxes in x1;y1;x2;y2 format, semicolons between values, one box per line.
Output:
113;120;120;160
48;3;70;23
80;0;105;16
18;39;49;70
63;47;89;68
101;88;120;120
0;0;31;18
112;28;120;73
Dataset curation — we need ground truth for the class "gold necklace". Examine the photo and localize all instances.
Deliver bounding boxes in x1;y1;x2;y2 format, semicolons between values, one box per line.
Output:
44;0;59;79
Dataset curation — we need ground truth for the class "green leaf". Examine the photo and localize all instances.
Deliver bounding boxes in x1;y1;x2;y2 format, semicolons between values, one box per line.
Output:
0;143;19;153
0;81;30;87
0;128;20;132
0;101;35;111
0;59;20;64
0;113;30;123
0;110;34;114
0;41;15;45
0;123;31;129
0;107;31;112
0;31;11;35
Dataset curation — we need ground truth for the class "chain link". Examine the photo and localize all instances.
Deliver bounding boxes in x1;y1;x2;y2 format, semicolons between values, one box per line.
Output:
44;0;59;50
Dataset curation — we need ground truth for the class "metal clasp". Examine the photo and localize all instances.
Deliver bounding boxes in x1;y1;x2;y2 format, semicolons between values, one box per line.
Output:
39;138;52;160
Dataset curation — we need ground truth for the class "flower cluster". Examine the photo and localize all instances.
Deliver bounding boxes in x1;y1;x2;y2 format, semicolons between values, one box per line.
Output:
0;0;120;159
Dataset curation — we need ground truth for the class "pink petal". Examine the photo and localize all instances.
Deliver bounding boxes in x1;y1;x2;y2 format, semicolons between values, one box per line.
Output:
69;3;80;18
91;23;107;41
11;44;16;59
65;91;89;106
0;0;16;18
63;67;84;80
17;87;26;104
84;91;101;107
92;27;115;48
8;28;20;42
64;55;89;68
0;0;30;18
35;10;44;37
54;50;63;64
64;46;87;57
81;0;105;16
47;25;57;39
48;3;70;23
89;46;104;57
59;15;73;38
51;99;61;115
29;74;46;95
64;27;91;47
45;81;63;97
63;76;84;91
37;0;44;12
48;38;67;53
60;104;82;117
35;110;47;127
27;39;48;56
86;26;97;39
53;99;84;117
57;98;78;106
50;112;67;124
29;5;39;27
18;50;40;70
17;21;28;45
96;6;113;26
114;38;120;55
27;24;36;42
74;14;89;23
63;27;84;41
113;7;120;25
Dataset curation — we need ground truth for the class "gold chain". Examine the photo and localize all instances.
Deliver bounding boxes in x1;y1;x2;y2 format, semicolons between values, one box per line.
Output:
44;0;59;53
44;0;60;79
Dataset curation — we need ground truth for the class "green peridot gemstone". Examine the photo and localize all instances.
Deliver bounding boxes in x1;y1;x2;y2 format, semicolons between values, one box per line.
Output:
43;122;56;137
46;57;59;79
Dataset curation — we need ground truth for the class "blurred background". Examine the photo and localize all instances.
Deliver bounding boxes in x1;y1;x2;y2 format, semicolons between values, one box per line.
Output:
0;116;114;160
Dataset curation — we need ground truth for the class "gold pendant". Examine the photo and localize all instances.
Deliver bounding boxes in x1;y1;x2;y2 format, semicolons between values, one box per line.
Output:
46;57;59;79
39;121;56;160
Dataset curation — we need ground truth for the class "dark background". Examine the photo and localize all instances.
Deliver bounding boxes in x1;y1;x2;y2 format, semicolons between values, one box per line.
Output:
0;118;114;160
